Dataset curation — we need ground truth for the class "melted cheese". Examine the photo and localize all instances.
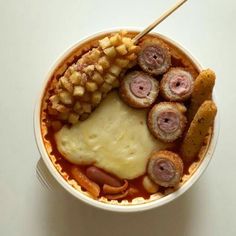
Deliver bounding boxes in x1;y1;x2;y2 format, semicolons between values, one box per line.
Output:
55;92;167;179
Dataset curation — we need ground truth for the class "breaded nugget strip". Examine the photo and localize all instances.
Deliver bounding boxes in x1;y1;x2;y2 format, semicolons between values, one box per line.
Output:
187;69;215;122
181;100;217;163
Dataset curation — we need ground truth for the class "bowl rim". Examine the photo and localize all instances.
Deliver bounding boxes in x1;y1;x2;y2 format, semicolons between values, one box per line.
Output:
34;28;220;212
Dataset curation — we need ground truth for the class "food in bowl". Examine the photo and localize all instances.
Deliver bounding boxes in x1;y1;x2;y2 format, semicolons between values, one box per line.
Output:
40;30;217;205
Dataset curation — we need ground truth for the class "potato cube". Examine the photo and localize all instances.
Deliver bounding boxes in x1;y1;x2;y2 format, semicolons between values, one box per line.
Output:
98;56;110;69
109;65;122;77
69;71;82;85
115;58;129;68
99;37;111;49
51;121;62;131
86;82;98;92
103;46;117;58
73;86;85;97
116;44;128;55
95;64;103;74
68;113;79;125
91;91;102;105
59;91;73;105
120;30;128;36
73;101;82;113
126;53;137;61
92;72;104;85
82;103;92;113
109;34;122;46
100;82;112;93
83;65;95;76
49;95;59;104
59;76;73;93
122;37;133;48
81;73;88;86
89;48;101;61
57;111;69;120
80;113;89;121
128;45;139;53
104;73;116;84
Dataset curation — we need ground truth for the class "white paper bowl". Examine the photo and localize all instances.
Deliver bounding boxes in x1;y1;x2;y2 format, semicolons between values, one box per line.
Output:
34;29;219;212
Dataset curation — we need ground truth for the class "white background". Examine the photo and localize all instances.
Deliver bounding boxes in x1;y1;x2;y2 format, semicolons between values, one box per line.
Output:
0;0;236;235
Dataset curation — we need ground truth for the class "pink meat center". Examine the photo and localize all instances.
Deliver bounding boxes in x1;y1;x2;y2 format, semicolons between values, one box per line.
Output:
169;74;191;95
130;76;152;98
153;159;175;182
143;46;165;68
157;110;180;133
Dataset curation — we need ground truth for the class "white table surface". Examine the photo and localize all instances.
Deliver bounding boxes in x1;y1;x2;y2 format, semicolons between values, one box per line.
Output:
1;0;236;235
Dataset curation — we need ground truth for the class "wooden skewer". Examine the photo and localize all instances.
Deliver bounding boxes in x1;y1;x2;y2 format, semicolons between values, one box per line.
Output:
132;0;188;44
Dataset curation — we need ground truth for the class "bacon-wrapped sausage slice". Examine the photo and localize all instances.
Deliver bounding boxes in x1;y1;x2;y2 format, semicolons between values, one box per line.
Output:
160;67;194;102
147;102;187;142
147;150;183;187
119;71;159;108
138;40;171;75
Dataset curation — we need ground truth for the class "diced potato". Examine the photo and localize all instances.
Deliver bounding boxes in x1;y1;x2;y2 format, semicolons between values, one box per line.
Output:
104;73;116;84
100;82;112;93
83;65;95;76
59;76;73;93
116;44;128;55
59;91;73;105
109;34;122;46
81;73;88;86
120;30;128;36
49;95;60;104
91;91;102;105
69;71;82;85
80;113;89;121
122;37;133;48
103;46;117;58
68;113;79;125
142;176;159;194
73;101;82;113
73;86;85;97
82;103;92;113
126;53;137;61
98;56;110;69
51;121;62;131
99;37;111;49
95;64;104;74
128;45;139;53
57;111;69;120
115;58;130;68
89;48;101;61
92;72;104;85
109;65;122;77
86;82;98;92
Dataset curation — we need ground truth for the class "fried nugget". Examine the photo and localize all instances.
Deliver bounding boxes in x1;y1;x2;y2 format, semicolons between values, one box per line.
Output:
187;69;215;122
181;100;217;163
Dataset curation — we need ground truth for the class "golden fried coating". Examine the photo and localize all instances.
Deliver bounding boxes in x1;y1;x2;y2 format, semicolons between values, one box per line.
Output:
187;69;215;122
181;100;217;163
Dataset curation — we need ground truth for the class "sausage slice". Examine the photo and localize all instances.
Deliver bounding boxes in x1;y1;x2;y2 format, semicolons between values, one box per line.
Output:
147;150;183;187
138;40;171;75
119;71;159;108
147;102;187;142
160;67;194;101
